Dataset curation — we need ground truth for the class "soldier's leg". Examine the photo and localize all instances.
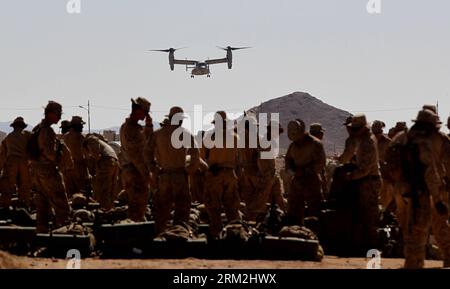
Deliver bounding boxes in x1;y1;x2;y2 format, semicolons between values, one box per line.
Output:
123;166;149;222
154;174;174;234
17;159;32;208
93;158;117;211
0;159;19;208
272;176;286;212
35;190;51;233
172;173;191;226
358;178;381;250
246;175;274;222
41;168;71;228
305;181;323;218
403;194;432;269
287;177;305;225
223;170;241;224
64;169;78;197
204;172;224;238
430;197;450;267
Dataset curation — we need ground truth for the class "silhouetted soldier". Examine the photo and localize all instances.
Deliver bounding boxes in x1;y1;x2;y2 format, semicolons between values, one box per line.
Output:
387;109;450;268
343;114;381;251
31;101;71;233
203;111;241;238
371;120;393;210
83;134;119;211
146;107;200;234
0;117;32;209
63;116;90;197
285;119;326;225
119;97;153;222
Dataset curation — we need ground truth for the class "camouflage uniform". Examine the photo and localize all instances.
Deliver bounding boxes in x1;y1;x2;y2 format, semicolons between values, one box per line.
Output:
32;102;71;233
119;97;152;222
285;120;326;225
203;111;241;238
372;120;393;209
388;110;450;268
146;107;200;234
345;114;381;250
248;128;286;222
84;135;119;211
0;118;32;208
63;116;90;196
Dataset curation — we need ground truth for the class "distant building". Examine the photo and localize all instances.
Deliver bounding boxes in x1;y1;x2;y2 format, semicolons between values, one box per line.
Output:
103;130;118;142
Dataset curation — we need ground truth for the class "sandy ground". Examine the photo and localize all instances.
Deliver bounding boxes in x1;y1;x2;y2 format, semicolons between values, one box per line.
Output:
1;251;445;269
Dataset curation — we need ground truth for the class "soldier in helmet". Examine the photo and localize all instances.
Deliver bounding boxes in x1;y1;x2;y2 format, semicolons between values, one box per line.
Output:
338;116;357;164
386;109;450;268
31;101;71;233
285;119;326;225
236;114;261;222
63;116;90;197
309;123;329;196
371;120;393;210
246;120;286;222
145;106;200;234
119;97;153;222
60;120;71;135
309;123;325;140
0;117;32;209
343;114;381;251
388;121;408;139
203;111;241;238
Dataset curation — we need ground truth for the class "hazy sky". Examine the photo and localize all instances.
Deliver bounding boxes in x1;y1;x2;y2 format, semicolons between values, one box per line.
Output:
1;0;449;133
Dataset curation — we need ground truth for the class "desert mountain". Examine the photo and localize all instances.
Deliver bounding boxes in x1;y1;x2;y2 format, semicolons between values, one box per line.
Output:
248;92;352;155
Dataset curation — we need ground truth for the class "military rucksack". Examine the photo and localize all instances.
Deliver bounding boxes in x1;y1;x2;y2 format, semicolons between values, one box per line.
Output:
26;125;41;161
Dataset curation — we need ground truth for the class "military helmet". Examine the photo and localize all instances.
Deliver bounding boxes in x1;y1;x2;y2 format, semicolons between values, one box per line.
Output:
70;116;86;125
422;104;437;114
371;120;386;134
309;123;325;134
166;106;187;120
412;109;441;126
287;119;305;141
347;114;368;129
60;120;70;128
10;117;27;128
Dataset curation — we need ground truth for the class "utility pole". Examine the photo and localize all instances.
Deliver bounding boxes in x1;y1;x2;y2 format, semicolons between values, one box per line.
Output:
79;101;91;133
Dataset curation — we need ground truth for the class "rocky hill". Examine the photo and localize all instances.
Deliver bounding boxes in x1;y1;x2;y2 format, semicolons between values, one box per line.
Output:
249;92;352;155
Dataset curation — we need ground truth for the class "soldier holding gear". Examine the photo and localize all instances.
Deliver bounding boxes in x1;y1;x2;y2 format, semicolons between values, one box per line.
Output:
31;101;71;233
285;119;326;225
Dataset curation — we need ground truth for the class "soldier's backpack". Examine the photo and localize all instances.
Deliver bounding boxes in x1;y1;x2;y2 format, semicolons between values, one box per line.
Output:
26;125;41;161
